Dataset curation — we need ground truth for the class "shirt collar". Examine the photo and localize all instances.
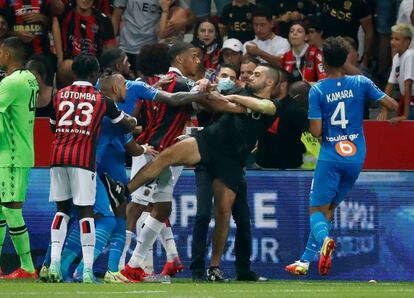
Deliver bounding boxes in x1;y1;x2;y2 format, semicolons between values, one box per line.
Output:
72;81;93;86
168;67;184;77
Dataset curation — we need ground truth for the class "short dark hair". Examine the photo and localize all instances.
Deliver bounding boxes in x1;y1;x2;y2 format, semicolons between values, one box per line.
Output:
71;54;100;79
252;7;273;22
137;43;170;76
241;55;260;66
100;48;125;71
26;55;54;86
168;42;195;64
260;63;280;85
190;38;207;53
323;37;350;68
2;37;27;62
218;63;237;74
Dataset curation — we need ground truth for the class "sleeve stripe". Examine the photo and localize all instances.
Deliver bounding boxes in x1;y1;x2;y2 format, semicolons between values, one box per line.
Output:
111;112;124;124
376;94;387;102
50;119;56;124
308;117;322;120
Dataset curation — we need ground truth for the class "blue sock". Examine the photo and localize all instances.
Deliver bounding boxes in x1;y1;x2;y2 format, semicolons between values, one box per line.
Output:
310;212;329;246
75;217;116;274
300;233;319;262
61;225;81;279
107;218;126;272
43;242;52;267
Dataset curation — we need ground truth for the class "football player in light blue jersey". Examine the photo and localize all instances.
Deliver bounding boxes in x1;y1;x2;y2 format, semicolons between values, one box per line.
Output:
285;37;398;277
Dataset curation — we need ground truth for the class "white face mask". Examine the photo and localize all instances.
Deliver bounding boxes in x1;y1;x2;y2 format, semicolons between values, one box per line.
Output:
217;77;236;92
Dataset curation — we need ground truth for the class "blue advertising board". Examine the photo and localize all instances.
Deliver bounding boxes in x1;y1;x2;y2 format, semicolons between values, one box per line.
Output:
1;169;414;281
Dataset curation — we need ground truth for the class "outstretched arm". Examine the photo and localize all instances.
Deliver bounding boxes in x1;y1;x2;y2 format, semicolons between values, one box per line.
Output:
225;94;277;115
155;90;209;106
197;92;247;113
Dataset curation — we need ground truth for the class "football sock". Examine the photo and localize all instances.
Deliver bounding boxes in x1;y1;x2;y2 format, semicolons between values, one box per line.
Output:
129;215;163;268
310;211;329;246
2;207;35;272
50;212;70;264
136;212;150;236
108;218;126;272
143;247;154;274
61;224;81;278
118;230;133;270
79;218;95;271
160;218;178;262
300;233;319;262
0;209;6;256
75;217;115;274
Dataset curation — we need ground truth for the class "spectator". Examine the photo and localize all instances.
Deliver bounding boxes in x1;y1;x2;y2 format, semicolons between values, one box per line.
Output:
397;0;414;48
62;0;111;16
192;18;222;77
258;0;320;38
0;10;11;43
318;0;374;71
281;21;326;83
343;36;359;68
238;54;259;88
0;0;53;57
112;0;193;75
191;0;231;20
307;17;324;50
221;38;243;73
243;8;290;67
255;69;308;169
56;0;116;86
157;0;189;45
375;0;402;87
190;38;208;81
219;0;256;43
26;55;55;117
378;23;414;123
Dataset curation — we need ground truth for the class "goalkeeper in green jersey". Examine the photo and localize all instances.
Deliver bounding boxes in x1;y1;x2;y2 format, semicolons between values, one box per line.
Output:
0;37;39;279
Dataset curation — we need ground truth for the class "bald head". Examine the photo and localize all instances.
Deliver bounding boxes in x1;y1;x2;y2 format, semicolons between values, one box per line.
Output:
99;74;126;102
289;81;311;106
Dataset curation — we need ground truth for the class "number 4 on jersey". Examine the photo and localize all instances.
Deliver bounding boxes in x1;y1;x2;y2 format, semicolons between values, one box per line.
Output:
330;102;348;129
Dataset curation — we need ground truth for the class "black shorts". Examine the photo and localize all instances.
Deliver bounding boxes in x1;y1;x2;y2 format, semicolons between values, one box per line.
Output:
195;134;243;193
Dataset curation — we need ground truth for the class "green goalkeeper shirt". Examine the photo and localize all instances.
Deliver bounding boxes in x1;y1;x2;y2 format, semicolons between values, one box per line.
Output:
0;69;39;168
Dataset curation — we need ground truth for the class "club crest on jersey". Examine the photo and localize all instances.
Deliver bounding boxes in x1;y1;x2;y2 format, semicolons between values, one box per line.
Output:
186;80;196;89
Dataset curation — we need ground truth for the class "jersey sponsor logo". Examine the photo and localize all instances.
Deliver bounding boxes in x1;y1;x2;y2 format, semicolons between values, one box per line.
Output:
55;127;90;135
335;140;357;157
326;133;359;142
326;89;354;103
330;9;352;22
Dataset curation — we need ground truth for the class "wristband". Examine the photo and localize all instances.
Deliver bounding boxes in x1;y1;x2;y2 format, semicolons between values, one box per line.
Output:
142;145;148;154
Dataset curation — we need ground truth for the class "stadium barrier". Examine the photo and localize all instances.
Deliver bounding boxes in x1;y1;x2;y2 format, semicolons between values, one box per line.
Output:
2;169;414;281
34;118;414;170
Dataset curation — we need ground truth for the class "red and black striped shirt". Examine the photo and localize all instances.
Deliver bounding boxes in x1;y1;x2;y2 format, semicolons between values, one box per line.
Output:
50;81;123;171
59;7;116;59
0;0;51;55
133;76;159;130
137;69;195;151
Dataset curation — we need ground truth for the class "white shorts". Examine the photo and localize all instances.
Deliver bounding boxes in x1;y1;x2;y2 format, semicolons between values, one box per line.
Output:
130;154;183;205
49;167;96;206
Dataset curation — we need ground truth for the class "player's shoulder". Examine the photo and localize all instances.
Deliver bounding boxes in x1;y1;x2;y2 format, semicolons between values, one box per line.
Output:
175;75;196;91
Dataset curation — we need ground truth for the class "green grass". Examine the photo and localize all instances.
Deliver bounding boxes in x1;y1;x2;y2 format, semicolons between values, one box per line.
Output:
0;279;413;298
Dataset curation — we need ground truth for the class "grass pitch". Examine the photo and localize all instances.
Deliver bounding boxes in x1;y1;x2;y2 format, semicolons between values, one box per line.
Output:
0;279;413;298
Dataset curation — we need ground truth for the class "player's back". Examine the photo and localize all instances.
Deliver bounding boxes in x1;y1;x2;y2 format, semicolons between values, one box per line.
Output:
0;70;39;168
309;75;385;163
50;82;110;171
